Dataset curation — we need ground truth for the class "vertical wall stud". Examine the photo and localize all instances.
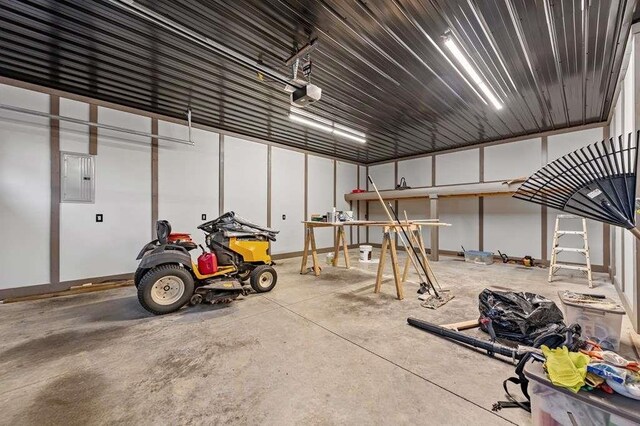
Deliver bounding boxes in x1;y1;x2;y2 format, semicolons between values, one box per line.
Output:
219;134;224;216
267;145;272;228
50;95;60;286
478;147;484;251
429;195;439;261
89;104;98;155
603;125;611;275
151;118;158;237
541;136;548;261
304;154;308;221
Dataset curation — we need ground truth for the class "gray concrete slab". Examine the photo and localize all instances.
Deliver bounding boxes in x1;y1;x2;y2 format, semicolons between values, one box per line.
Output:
0;250;635;425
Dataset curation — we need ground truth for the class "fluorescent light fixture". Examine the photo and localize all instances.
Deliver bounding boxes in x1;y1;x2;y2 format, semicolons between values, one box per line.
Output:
332;129;366;144
443;35;503;110
288;108;366;144
288;113;333;133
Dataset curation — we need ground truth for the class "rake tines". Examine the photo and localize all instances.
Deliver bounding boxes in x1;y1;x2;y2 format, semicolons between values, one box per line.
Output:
514;131;640;238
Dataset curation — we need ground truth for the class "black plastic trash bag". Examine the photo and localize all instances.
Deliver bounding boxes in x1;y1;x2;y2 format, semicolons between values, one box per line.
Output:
478;289;565;345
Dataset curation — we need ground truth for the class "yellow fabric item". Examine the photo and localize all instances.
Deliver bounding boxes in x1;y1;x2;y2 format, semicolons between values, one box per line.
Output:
542;345;591;393
584;372;605;388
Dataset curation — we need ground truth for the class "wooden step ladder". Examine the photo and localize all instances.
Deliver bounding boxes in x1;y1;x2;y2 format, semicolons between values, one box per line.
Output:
548;214;593;287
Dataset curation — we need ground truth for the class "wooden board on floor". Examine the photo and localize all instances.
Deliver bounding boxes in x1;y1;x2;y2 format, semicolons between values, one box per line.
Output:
441;319;480;331
1;280;133;303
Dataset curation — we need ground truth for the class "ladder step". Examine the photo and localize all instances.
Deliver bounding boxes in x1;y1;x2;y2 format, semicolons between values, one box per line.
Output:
551;263;590;271
553;247;587;253
556;231;586;235
557;214;581;219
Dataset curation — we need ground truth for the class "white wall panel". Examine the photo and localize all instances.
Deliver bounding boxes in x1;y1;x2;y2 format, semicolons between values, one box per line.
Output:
223;136;267;225
60;107;151;281
307;155;334;248
548;127;604;161
484;138;541;182
271;148;304;254
439;198;479;251
368;162;395;190
358;165;366;243
158;122;219;252
614;87;623;138
367;202;386;245
624;232;635;304
397;157;432;187
435;149;479;185
484;197;541;259
398;199;430;249
336;161;357;243
624;44;635;136
615;227;623;287
0;85;50;288
60;98;90;154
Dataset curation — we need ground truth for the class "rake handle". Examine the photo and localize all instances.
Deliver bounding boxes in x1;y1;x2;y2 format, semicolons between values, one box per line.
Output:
629;227;640;241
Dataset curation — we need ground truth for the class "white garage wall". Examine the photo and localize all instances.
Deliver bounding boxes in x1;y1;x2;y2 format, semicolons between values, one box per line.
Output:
397;156;432;187
271;147;305;254
368;162;395;189
398;199;430;249
158;122;219;252
0;84;50;289
336;161;358;243
307;155;335;249
484;138;541;182
439;198;479;252
435;149;479;185
548;127;604;162
484;197;541;259
358;165;366;244
223;136;267;226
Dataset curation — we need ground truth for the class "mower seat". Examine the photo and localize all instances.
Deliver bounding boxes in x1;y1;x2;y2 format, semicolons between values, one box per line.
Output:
156;220;171;244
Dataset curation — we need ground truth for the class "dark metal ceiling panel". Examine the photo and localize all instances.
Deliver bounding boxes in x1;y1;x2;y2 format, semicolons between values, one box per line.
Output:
0;0;635;163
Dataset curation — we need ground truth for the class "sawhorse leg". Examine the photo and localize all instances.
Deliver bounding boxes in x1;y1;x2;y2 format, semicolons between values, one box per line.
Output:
332;225;351;268
300;225;320;276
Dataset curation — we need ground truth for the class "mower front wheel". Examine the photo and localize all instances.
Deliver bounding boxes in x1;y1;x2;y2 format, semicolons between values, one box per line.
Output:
137;265;195;315
249;265;277;293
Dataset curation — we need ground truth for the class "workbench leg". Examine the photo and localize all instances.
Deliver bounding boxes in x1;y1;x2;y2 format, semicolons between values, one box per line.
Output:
342;226;350;269
300;226;309;274
310;227;320;276
375;233;389;294
430;195;439;261
388;232;404;300
402;256;410;282
332;226;341;267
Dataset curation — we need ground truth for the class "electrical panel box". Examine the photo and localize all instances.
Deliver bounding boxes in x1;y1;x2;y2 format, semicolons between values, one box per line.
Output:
61;152;95;203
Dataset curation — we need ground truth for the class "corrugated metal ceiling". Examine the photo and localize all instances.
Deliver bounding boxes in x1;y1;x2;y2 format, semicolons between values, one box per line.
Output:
0;0;636;163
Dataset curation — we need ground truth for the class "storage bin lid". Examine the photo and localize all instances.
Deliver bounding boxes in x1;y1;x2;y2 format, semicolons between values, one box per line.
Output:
524;361;640;422
558;291;625;314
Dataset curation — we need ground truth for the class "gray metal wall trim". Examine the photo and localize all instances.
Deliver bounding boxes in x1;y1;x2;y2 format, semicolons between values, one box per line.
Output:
621;80;626;293
634;29;640;331
603;126;611;275
219;134;224;216
541;136;548;261
151;118;159;236
267;145;272;228
0;273;134;300
478;147;484;252
50;94;60;286
607;22;640;124
0;77;363;167
366;121;609;167
89;104;98;155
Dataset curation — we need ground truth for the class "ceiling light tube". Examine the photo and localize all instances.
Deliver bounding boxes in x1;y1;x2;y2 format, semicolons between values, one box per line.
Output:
443;35;503;110
333;122;366;138
332;129;366;144
288;113;334;133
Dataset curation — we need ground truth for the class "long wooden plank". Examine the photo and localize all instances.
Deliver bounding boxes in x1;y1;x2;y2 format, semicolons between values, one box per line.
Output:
2;281;132;303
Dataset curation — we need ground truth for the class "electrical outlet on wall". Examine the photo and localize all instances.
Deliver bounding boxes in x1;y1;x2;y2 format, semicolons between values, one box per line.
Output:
96;214;103;223
282;214;286;220
202;214;207;221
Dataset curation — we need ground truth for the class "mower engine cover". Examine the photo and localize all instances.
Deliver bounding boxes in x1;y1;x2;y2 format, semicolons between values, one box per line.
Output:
478;289;565;345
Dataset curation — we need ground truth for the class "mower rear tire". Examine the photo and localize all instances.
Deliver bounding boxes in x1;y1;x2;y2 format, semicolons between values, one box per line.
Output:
137;265;195;315
250;265;277;293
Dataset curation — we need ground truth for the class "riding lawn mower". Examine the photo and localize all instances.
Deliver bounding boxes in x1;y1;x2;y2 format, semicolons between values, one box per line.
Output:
134;212;279;315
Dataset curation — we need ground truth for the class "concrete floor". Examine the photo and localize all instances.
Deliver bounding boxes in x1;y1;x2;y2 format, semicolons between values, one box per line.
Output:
0;250;635;425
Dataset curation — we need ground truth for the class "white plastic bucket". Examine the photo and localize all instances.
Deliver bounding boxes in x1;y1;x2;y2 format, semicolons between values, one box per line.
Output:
359;245;372;262
326;252;335;265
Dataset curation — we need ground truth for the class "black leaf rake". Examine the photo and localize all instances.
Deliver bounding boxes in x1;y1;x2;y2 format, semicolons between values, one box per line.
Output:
514;131;640;239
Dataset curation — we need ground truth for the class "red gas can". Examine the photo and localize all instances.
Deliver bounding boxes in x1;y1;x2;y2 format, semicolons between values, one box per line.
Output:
197;251;218;275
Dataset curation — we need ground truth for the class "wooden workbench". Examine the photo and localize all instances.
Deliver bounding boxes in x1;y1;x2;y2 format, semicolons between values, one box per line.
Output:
300;220;450;299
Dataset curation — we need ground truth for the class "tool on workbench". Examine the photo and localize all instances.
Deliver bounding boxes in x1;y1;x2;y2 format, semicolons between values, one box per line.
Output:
368;175;452;308
514;131;640;240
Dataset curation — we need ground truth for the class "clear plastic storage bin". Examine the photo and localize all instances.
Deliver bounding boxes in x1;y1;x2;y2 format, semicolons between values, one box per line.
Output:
463;250;493;265
525;362;639;426
558;291;625;351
